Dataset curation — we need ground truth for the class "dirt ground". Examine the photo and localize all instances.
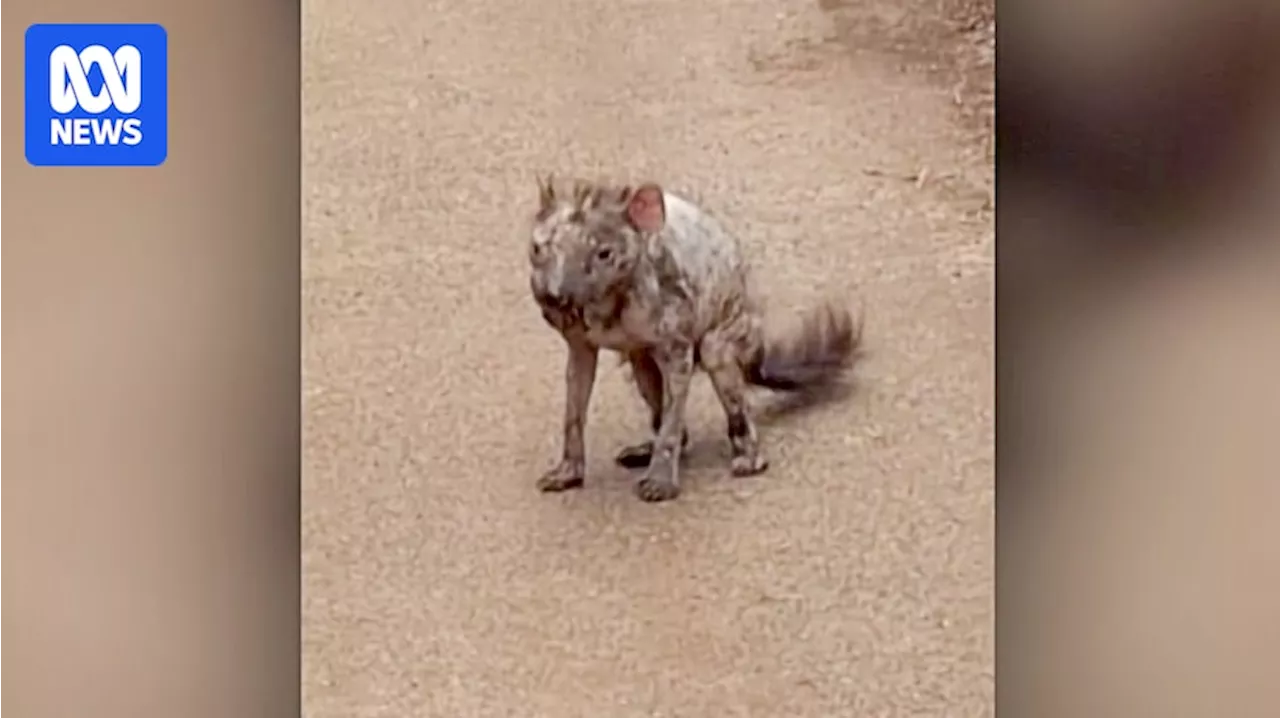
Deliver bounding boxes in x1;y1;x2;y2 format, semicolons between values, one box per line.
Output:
303;0;993;715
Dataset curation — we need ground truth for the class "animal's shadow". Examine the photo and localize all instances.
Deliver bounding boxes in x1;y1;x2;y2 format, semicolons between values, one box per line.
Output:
615;378;858;474
754;378;856;425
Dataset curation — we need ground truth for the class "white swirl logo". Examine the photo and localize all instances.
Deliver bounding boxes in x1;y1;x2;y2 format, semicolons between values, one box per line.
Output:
49;44;142;115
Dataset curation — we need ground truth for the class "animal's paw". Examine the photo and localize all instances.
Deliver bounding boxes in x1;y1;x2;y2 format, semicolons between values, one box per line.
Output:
635;476;681;503
536;461;585;492
730;453;769;477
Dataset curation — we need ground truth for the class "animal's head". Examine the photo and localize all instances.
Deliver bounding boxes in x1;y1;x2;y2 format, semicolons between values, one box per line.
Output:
527;176;666;305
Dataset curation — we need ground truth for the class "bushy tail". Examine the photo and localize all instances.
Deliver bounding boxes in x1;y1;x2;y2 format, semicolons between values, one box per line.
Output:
744;301;863;391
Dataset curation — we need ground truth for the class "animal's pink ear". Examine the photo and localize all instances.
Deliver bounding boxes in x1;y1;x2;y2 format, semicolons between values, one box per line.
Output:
626;184;666;232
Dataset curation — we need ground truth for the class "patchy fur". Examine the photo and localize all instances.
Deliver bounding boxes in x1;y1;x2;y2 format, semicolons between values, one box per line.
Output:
528;175;861;502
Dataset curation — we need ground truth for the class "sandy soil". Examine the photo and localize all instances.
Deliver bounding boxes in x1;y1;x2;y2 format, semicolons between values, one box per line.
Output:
303;0;993;714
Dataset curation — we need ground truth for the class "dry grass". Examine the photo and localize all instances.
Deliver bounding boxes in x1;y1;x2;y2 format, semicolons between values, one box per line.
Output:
934;0;995;154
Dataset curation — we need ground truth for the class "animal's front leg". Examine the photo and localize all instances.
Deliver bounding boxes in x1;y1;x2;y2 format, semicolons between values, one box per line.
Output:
635;341;694;502
614;350;690;469
537;339;598;492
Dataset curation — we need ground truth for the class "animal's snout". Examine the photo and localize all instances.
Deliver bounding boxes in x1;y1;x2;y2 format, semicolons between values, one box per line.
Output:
544;272;567;302
533;256;575;304
557;274;587;303
544;258;589;303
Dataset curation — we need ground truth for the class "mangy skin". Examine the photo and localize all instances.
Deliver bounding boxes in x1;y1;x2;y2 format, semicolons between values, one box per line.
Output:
528;176;858;502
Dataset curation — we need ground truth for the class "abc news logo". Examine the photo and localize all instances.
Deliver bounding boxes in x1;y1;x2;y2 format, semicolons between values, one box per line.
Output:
25;23;167;166
49;43;144;146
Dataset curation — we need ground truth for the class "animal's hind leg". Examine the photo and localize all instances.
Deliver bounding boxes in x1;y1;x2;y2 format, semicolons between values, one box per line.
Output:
615;350;689;468
702;330;769;477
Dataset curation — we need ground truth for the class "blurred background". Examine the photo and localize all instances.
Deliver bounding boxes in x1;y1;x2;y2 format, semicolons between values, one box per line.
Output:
1000;0;1280;715
4;1;300;717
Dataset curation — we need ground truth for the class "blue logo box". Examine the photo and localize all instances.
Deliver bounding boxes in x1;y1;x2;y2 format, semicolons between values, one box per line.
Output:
25;23;168;167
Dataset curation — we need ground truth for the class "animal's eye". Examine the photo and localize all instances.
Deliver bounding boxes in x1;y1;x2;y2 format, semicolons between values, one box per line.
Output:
595;247;614;262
